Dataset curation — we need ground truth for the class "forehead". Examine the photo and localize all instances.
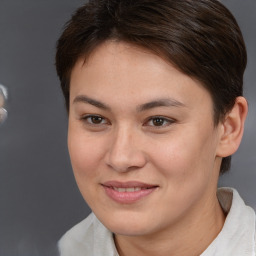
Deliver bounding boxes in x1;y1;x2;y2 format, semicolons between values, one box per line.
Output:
70;41;214;113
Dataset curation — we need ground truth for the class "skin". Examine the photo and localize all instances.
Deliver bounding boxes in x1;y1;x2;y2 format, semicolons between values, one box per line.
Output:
68;41;247;256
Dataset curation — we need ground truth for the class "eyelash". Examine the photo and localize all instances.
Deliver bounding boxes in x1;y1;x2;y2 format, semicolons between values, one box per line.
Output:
144;116;175;128
80;115;175;128
80;115;110;126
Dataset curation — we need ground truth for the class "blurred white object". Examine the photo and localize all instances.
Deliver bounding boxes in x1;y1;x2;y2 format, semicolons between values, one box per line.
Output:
0;84;8;124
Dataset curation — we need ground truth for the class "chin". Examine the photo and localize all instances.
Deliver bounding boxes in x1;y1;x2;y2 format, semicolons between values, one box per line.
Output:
97;211;156;236
108;223;150;237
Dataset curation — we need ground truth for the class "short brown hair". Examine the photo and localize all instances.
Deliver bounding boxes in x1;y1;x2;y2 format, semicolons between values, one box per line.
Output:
56;0;247;174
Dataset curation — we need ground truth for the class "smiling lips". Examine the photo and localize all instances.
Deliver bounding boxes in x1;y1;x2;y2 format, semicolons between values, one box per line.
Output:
102;181;158;204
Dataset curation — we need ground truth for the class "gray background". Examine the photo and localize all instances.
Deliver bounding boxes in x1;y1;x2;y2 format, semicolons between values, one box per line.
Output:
0;0;255;255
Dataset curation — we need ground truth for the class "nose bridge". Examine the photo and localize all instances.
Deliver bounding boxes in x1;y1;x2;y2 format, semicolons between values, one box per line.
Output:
113;125;131;151
106;123;146;172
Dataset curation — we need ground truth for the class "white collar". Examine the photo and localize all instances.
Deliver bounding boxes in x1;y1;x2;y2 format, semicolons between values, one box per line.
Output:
58;188;256;256
201;187;256;256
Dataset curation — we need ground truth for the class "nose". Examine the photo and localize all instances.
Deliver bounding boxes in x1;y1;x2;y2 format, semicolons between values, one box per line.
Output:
105;126;147;173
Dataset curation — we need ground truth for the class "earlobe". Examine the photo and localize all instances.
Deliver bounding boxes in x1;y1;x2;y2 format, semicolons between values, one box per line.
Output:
216;96;248;157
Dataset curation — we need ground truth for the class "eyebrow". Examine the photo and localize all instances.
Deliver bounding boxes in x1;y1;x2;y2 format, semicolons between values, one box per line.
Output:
137;98;186;112
73;95;186;112
73;95;111;110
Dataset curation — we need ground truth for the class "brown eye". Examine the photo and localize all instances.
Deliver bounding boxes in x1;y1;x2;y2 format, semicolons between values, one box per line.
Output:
82;115;108;125
90;116;103;124
152;117;165;126
145;116;175;128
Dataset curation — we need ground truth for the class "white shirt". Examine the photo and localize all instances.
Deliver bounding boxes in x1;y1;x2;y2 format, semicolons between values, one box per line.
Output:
58;188;256;256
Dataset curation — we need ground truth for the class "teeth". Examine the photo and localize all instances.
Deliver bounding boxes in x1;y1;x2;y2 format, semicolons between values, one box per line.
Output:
113;187;142;192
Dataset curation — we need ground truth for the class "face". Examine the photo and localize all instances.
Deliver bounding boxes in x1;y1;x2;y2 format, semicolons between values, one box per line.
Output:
68;41;223;237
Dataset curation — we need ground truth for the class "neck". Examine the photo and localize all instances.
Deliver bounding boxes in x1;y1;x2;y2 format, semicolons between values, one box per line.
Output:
115;192;225;256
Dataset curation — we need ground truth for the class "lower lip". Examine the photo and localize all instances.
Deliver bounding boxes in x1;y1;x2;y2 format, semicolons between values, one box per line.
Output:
102;186;157;204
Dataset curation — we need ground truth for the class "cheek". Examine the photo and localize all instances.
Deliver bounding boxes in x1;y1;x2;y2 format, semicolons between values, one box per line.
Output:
68;129;104;181
148;132;218;218
150;128;217;184
67;130;108;208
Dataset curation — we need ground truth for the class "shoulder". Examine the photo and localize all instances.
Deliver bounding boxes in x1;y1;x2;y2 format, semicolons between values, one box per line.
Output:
58;213;118;256
58;213;96;256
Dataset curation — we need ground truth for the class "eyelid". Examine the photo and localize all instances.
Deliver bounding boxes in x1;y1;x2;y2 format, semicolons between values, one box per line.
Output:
80;114;110;126
143;116;176;128
79;114;175;129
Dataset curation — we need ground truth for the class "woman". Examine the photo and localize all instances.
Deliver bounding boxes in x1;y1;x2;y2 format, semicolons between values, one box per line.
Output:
55;0;255;255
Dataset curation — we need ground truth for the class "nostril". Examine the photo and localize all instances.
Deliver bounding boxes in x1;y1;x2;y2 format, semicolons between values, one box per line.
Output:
106;152;147;173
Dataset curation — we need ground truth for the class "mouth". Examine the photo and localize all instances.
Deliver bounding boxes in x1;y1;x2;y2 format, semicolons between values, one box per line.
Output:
101;181;159;204
112;187;151;192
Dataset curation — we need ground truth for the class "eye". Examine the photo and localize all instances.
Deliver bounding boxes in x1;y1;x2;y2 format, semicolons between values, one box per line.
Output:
144;116;175;127
81;115;109;125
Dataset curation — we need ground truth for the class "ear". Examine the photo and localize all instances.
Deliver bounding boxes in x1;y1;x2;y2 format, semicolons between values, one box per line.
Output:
216;96;248;157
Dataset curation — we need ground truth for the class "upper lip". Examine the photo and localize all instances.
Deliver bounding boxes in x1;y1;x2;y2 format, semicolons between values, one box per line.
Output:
102;180;159;188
